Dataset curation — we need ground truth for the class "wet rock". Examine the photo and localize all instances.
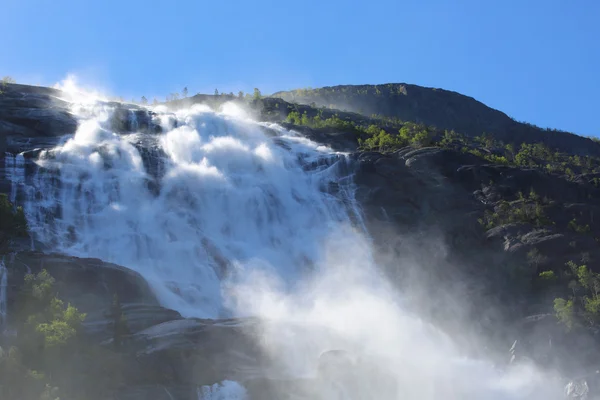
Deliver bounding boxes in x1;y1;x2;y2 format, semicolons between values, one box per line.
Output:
128;317;267;386
4;251;159;317
0;84;78;137
85;303;182;341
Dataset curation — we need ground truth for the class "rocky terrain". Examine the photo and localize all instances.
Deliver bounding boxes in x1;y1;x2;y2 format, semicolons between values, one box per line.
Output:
272;84;600;157
1;82;599;399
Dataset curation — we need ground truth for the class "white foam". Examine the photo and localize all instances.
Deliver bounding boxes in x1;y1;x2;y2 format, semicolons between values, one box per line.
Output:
7;96;564;399
197;380;247;400
17;102;356;318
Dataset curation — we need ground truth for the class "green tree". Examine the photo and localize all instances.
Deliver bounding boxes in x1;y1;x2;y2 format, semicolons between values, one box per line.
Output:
1;76;16;84
214;88;219;96
253;88;262;100
539;271;557;281
0;193;28;239
238;91;244;99
0;346;52;400
554;298;575;330
18;270;86;350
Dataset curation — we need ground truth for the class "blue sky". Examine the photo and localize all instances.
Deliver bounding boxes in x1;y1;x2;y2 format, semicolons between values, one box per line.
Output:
2;0;598;136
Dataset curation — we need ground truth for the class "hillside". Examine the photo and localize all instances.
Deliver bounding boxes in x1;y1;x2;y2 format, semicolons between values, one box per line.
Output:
2;83;600;399
272;84;600;157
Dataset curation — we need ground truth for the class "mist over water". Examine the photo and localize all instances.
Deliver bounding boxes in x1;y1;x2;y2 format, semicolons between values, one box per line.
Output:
6;90;564;399
17;100;358;317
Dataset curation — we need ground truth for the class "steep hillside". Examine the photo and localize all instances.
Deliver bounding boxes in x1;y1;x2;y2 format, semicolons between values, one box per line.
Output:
272;84;600;157
3;83;600;399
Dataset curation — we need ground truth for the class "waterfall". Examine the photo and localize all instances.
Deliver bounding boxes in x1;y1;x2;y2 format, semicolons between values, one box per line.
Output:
128;109;139;132
0;259;7;328
10;102;362;318
4;152;25;204
197;381;247;400
6;98;562;399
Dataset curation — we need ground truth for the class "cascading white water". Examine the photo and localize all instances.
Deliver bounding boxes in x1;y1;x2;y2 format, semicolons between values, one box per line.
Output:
5;152;25;204
128;110;139;132
11;101;362;318
6;95;563;399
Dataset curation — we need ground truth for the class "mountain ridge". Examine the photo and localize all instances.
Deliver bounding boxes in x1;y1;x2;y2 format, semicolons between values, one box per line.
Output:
1;82;600;399
271;83;600;157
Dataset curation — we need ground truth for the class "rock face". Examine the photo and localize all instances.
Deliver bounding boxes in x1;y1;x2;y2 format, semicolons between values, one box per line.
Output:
0;84;78;145
128;318;267;385
2;83;600;398
350;145;600;376
4;251;159;318
272;84;600;157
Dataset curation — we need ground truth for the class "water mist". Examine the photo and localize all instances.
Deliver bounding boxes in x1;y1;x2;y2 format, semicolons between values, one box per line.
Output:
6;86;564;399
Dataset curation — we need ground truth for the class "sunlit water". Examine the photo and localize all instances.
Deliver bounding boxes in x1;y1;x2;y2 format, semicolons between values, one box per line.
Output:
5;94;563;399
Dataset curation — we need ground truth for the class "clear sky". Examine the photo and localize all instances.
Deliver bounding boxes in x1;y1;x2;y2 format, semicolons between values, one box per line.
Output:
2;0;598;136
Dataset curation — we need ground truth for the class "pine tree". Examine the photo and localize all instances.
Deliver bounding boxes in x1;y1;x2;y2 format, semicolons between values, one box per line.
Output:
183;87;188;98
141;96;148;105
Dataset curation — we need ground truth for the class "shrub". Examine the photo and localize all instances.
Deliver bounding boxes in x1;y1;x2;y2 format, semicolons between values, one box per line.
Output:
568;218;591;234
554;298;575;330
0;193;28;238
539;271;557;280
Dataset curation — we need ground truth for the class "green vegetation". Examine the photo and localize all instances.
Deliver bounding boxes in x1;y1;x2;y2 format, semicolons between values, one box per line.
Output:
477;189;552;229
0;76;15;94
282;103;600;181
286;111;364;133
568;218;591;234
361;122;434;149
285;110;434;149
538;270;557;281
552;261;600;330
1;270;129;400
253;88;262;100
0;193;28;242
19;270;86;348
274;84;600;182
1;270;85;399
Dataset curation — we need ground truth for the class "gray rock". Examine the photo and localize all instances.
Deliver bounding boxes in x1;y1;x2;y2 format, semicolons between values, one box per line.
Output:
4;251;159;317
128;317;267;386
84;303;182;341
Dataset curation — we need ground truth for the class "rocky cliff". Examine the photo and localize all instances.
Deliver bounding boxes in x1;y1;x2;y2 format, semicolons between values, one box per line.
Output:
272;84;600;157
0;83;598;399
